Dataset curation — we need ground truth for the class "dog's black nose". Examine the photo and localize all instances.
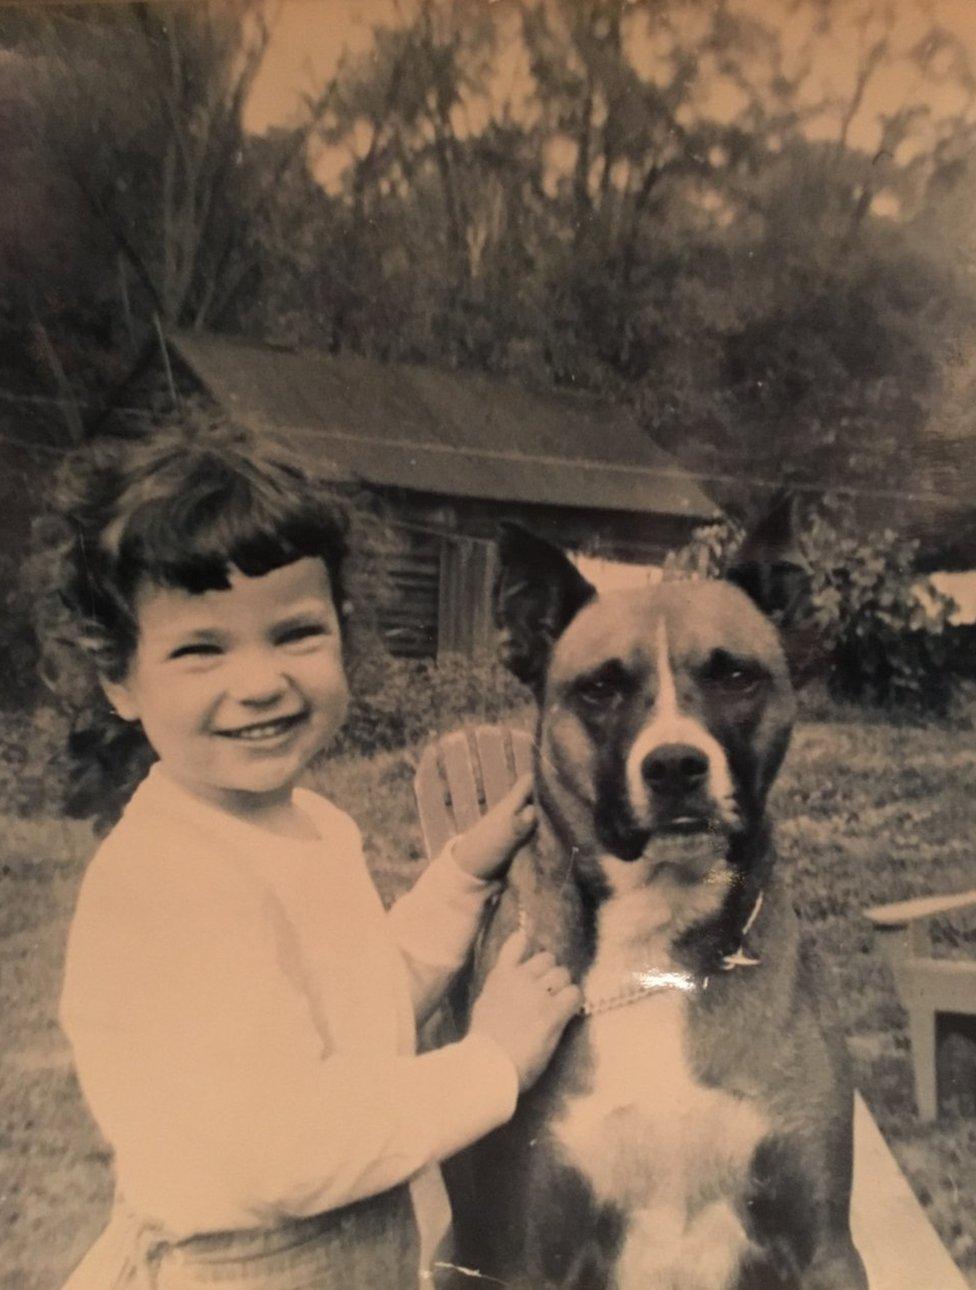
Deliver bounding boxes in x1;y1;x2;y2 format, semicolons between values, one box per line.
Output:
642;744;709;795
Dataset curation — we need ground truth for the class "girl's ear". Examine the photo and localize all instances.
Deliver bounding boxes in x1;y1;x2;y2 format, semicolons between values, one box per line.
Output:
99;674;140;723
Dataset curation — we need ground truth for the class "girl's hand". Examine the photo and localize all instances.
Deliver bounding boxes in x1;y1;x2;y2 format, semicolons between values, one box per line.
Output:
450;773;536;882
470;929;581;1092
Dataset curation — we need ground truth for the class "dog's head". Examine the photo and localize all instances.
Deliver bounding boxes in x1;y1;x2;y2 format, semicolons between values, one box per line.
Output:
495;524;797;882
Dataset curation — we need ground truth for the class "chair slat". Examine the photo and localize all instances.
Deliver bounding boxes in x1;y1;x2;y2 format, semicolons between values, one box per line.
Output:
474;725;514;809
414;742;457;860
440;730;482;833
414;725;536;862
511;728;534;777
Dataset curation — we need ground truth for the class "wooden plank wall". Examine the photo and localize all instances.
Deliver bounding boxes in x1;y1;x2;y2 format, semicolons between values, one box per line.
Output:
380;527;441;658
438;534;498;657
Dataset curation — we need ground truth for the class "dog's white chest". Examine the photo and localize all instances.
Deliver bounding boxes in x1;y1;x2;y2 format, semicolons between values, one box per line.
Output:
551;880;768;1289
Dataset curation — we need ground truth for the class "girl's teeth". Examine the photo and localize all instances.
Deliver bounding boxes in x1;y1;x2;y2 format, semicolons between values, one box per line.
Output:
226;718;299;740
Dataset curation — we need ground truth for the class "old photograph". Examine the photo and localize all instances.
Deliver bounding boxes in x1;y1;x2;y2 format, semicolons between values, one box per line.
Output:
1;1;975;1286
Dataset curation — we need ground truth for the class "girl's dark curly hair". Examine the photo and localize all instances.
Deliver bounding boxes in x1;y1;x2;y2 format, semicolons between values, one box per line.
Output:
37;419;353;831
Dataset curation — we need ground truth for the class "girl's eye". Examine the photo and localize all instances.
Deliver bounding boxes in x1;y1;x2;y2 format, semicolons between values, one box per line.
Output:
277;624;329;647
169;642;222;661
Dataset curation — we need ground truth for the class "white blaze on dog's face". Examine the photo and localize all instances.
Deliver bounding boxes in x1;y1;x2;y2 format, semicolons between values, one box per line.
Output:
624;620;737;827
541;579;796;868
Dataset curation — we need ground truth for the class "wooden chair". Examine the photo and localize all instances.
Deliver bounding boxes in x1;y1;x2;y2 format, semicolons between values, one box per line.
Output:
415;723;534;859
865;888;976;1121
414;724;968;1290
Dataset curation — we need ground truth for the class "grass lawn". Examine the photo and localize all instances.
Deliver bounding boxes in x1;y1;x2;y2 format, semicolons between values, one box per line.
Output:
2;712;975;1288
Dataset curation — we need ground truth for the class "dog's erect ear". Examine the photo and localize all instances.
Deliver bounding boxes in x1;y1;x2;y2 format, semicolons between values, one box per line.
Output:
726;491;810;624
726;557;810;624
493;522;596;693
725;491;826;686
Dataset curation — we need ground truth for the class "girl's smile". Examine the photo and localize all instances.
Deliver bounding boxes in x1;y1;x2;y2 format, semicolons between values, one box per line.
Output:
102;557;348;818
212;711;310;743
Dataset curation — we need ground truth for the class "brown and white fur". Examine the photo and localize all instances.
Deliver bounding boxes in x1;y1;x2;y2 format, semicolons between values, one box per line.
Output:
444;524;866;1290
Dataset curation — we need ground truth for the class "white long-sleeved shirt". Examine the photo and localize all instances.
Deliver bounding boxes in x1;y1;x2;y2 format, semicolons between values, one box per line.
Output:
59;764;518;1277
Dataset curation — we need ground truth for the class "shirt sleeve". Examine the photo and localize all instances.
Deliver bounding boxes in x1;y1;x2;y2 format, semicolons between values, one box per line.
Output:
387;841;501;1021
60;856;518;1232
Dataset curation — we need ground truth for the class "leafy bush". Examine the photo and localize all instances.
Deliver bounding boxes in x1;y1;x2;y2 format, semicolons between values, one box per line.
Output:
800;509;957;713
0;706;71;817
662;518;745;581
0;549;42;713
334;647;530;759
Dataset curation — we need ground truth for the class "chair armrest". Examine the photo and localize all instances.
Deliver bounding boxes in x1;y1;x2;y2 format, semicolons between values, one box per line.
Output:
865;889;976;930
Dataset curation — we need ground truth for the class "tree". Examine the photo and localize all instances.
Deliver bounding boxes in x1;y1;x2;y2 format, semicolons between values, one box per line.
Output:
24;3;272;328
0;1;337;426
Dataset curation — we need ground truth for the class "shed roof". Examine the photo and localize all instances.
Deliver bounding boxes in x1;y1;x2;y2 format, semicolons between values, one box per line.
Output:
171;333;719;522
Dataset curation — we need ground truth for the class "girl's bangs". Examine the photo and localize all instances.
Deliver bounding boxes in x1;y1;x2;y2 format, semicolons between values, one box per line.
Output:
111;469;346;598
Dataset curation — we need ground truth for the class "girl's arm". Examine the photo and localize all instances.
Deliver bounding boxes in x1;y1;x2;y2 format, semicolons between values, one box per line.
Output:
388;776;536;1022
60;865;518;1232
387;843;500;1023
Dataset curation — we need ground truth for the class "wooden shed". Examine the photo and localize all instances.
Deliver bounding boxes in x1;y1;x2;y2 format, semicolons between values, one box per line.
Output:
169;333;720;659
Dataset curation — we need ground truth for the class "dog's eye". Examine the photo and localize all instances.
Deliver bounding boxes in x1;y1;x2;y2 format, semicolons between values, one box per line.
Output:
701;650;764;693
574;663;629;706
578;678;615;703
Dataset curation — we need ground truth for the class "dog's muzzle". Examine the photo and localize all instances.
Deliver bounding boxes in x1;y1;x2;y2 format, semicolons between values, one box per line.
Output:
598;737;740;865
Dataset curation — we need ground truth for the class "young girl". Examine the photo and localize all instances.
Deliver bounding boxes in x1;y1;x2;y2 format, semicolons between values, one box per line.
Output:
48;423;581;1289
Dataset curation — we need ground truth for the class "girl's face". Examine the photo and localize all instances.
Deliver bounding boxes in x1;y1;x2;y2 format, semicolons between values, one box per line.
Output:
102;557;348;813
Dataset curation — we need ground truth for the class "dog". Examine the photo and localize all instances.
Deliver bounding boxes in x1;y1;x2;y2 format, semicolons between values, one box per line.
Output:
444;522;867;1290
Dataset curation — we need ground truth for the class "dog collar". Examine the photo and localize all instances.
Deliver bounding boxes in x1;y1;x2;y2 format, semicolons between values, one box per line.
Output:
580;968;698;1017
718;891;764;972
511;887;764;1016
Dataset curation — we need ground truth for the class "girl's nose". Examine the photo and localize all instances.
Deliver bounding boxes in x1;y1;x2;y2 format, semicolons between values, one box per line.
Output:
227;651;290;706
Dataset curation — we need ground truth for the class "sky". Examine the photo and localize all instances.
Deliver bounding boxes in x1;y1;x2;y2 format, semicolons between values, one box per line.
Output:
245;0;976;153
245;0;397;134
